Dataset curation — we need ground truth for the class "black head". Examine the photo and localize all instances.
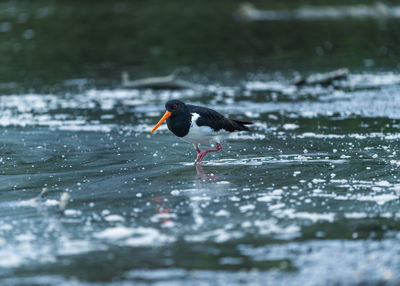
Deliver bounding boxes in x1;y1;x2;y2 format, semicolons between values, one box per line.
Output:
151;99;189;134
165;99;187;115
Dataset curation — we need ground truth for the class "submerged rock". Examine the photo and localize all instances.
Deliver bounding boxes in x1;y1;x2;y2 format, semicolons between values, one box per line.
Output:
293;68;349;86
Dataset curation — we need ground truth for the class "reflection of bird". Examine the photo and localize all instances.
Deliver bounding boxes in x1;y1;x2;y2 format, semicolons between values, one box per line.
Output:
151;100;252;163
195;165;220;182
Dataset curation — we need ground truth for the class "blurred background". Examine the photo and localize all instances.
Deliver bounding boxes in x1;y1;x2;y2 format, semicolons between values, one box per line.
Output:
2;1;400;285
1;0;399;91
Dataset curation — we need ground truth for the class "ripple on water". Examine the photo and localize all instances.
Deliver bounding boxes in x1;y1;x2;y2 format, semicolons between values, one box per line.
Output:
2;72;400;285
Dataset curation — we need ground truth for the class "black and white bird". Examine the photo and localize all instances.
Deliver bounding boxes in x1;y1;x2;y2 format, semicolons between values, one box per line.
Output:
151;100;252;163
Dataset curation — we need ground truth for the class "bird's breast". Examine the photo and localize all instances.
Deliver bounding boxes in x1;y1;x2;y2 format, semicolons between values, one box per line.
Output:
166;115;190;137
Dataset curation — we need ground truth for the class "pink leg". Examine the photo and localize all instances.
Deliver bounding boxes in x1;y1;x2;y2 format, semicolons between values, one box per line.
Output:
195;143;222;164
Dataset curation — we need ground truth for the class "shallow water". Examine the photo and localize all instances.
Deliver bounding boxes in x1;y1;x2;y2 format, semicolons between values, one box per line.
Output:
2;0;400;284
1;72;400;285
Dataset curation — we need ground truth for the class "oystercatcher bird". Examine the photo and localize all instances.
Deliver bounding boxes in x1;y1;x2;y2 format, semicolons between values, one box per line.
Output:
151;100;252;163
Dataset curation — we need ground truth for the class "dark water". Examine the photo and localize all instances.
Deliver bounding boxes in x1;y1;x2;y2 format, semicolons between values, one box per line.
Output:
1;1;400;285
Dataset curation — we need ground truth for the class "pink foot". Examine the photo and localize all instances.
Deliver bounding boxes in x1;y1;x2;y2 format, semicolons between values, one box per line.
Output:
194;143;222;164
195;150;207;163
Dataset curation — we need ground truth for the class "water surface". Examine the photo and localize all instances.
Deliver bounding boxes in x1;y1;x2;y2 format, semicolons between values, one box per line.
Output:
1;1;400;285
1;72;400;285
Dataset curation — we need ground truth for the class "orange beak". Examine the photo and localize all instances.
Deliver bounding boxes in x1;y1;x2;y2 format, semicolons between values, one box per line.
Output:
150;110;172;133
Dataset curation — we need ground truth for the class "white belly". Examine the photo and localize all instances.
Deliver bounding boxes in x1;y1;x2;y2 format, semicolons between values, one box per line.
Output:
181;125;229;145
180;113;229;145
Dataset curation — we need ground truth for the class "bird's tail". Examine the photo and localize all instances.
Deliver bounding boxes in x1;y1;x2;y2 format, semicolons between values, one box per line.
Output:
232;119;252;131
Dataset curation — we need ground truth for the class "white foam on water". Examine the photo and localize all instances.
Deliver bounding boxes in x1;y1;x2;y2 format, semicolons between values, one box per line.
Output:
57;125;115;132
275;209;336;222
333;192;398;205
346;73;400;88
282;123;299;130
257;195;275;202
244;111;260;118
245;80;296;94
15;232;36;242
104;214;125;222
184;228;244;243
0;251;24;268
150;213;177;223
200;158;265;166
253;219;301;239
312;178;326;184
344;212;368;219
14;198;59;208
239;204;255;213
215;209;230;217
57;238;103;256
375;181;391;187
64;209;82;217
190;196;211;201
293;212;335;222
124;227;175;247
229;133;266;140
296;132;400;140
94;226;135;240
196;155;351;167
356;194;398;205
126;268;188;280
296;133;346;139
237;239;400;285
257;189;284;203
331;179;348;184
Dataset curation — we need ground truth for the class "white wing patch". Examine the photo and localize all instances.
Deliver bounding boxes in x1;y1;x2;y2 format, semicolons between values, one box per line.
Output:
181;112;230;145
191;113;200;126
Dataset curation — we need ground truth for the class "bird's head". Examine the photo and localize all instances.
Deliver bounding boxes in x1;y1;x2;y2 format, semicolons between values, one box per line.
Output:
151;100;187;133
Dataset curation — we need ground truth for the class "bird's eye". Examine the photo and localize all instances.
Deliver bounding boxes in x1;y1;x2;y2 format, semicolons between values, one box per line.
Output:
172;104;178;109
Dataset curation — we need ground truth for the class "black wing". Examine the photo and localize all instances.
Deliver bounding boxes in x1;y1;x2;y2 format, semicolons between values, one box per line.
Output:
187;104;252;132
